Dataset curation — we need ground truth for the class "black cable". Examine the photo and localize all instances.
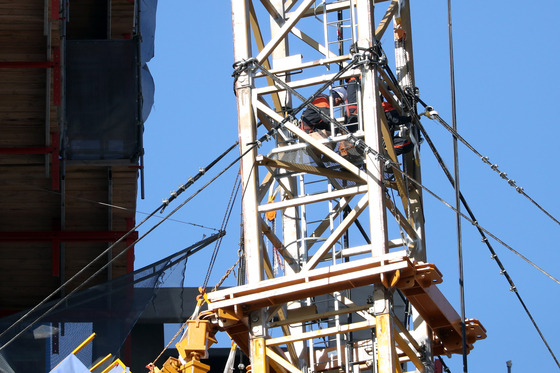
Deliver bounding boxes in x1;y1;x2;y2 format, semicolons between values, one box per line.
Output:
445;0;468;369
413;120;560;368
387;140;560;367
159;142;240;213
202;173;242;290
419;103;560;228
375;42;560;277
357;54;560;364
382;46;560;267
342;205;370;244
438;356;452;373
0;142;240;350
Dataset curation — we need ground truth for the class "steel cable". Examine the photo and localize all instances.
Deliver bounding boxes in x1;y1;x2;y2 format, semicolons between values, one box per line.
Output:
0;142;239;350
202;172;242;290
375;52;560;367
389;163;560;367
412;116;560;367
0;179;220;230
420;106;560;228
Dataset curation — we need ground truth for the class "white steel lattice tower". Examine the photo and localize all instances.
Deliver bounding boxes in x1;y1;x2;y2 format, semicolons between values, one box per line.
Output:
206;1;486;372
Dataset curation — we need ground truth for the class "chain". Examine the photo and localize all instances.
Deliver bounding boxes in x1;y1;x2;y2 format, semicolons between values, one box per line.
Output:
212;247;243;293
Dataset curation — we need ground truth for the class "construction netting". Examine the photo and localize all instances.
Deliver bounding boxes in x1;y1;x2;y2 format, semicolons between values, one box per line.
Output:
64;0;157;162
267;143;364;189
0;232;223;373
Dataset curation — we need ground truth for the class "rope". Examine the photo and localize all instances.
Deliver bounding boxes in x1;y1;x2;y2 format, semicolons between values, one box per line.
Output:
212;248;243;293
149;293;207;368
396;165;560;285
377;52;560;282
0;143;239;350
202;172;242;290
437;356;452;373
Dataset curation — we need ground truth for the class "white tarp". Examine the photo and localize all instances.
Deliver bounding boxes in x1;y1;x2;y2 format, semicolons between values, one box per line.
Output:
49;354;90;373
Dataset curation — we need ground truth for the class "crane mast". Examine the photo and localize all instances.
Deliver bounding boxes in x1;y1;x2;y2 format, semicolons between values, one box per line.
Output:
178;1;486;373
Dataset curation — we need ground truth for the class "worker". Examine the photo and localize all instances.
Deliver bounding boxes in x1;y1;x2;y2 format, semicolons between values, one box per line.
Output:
339;76;360;159
300;87;347;157
344;76;360;132
381;96;413;156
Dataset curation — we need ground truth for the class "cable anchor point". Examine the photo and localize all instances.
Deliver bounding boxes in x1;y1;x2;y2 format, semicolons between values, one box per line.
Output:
160;199;170;213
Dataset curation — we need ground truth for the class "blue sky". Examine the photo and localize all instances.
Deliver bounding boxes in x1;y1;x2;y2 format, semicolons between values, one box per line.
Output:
136;1;560;371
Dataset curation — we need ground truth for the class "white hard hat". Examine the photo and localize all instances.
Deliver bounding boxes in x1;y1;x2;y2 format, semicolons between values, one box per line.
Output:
332;86;347;101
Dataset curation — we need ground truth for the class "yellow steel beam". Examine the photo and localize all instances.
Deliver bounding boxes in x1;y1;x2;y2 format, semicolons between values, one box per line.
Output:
72;333;96;355
249;2;282;113
376;313;397;373
375;0;399;39
394;330;425;372
266;347;303;373
90;354;111;372
251;338;269;373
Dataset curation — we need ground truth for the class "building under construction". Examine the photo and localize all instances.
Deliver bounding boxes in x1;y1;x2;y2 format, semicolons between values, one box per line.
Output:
0;0;156;371
1;0;559;372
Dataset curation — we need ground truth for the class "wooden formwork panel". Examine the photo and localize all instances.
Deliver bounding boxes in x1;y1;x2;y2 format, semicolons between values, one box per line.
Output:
0;0;138;316
65;241;129;281
0;69;47;93
0;242;58;310
111;0;135;39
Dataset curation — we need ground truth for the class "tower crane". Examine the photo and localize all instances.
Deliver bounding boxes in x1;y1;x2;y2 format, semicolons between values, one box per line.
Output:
152;1;486;372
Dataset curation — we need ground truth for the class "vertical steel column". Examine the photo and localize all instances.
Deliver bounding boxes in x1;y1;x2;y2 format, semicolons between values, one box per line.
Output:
357;0;394;371
356;1;387;258
232;0;262;285
394;2;433;371
394;0;425;260
232;0;267;370
269;0;307;366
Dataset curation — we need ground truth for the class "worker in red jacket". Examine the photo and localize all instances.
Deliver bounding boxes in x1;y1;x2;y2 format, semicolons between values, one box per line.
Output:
300;87;346;135
381;98;413;156
339;76;360;158
299;87;346;160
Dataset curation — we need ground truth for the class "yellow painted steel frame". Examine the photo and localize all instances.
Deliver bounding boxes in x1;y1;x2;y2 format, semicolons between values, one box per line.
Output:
72;332;96;355
100;358;128;373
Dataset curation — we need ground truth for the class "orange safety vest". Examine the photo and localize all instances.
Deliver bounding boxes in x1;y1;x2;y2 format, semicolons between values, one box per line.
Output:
313;95;329;108
382;101;395;112
300;95;330;133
